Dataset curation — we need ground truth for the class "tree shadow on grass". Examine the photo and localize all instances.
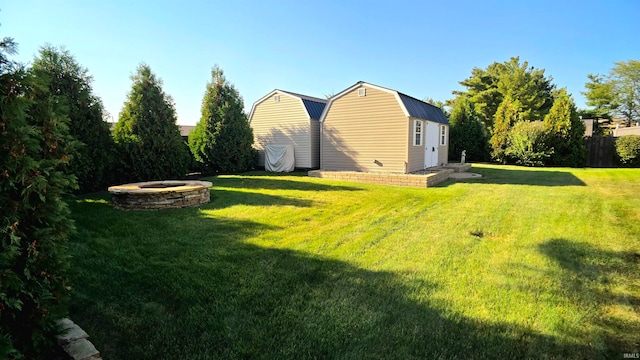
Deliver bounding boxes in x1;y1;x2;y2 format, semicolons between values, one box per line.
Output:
452;166;586;186
68;200;605;359
208;175;363;192
207;188;314;209
538;239;640;357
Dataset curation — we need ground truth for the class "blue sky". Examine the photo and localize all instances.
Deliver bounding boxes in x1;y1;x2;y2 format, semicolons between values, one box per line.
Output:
3;1;639;125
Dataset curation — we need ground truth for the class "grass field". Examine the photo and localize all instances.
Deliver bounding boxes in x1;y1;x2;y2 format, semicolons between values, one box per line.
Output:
67;164;640;359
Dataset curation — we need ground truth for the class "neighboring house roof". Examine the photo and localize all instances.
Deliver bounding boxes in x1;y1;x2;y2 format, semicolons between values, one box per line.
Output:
248;89;328;121
319;81;449;125
613;124;640;137
179;125;196;137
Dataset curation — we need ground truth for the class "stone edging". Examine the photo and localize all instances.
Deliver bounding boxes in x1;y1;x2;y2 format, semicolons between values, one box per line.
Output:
57;318;102;360
308;169;455;187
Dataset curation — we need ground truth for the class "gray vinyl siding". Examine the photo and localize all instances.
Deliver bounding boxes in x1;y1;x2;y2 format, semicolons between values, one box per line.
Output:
250;94;313;168
321;86;408;173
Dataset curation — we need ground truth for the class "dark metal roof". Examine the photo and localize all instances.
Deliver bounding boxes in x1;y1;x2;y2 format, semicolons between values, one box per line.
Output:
301;99;327;120
398;93;449;125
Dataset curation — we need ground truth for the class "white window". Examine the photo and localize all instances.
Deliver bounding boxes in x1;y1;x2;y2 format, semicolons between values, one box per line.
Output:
414;120;423;146
274;95;280;103
440;125;447;146
358;88;366;97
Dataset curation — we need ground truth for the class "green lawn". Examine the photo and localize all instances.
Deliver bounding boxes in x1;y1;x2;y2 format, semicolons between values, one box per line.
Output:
67;164;640;359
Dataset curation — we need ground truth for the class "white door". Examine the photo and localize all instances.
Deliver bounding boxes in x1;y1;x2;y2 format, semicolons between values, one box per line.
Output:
424;122;439;168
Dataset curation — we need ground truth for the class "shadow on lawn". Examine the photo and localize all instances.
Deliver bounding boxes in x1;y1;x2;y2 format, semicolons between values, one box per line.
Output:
452;166;586;187
207;188;314;209
209;176;363;192
538;239;640;357
68;201;605;359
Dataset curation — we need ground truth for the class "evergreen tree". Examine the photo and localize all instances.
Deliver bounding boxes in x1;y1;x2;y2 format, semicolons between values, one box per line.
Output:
114;64;189;182
31;45;115;192
1;37;76;358
490;97;522;163
582;73;617;120
189;66;256;173
451;57;555;129
448;96;488;162
544;89;586;167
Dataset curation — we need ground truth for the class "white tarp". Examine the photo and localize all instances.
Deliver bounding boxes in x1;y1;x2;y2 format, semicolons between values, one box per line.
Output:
265;145;295;172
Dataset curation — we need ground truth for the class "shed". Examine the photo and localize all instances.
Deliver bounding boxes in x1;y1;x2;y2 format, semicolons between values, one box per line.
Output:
319;81;449;173
249;89;327;169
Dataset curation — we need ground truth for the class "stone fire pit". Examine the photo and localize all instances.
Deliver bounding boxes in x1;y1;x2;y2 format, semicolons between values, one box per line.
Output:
108;180;212;210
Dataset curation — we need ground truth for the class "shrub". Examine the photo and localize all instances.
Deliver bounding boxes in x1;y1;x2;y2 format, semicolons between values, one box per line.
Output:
1;42;75;358
615;135;640;167
113;64;190;182
505;121;552;166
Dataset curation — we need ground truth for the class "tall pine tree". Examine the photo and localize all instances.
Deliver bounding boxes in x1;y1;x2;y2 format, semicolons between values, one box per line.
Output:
189;66;255;173
114;64;189;182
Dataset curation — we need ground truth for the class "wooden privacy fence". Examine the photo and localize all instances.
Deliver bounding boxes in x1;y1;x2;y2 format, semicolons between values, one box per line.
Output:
585;136;616;167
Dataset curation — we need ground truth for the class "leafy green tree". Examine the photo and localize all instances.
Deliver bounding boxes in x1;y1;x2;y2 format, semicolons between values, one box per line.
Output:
447;96;488;162
31;45;115;193
114;64;189;182
583;60;640;126
1;37;76;358
544;89;586;167
506;121;552;166
451;57;555;129
490;96;522;163
189;65;256;173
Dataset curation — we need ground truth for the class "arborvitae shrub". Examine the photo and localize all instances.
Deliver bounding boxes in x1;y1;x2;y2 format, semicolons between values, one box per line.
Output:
31;46;115;193
189;66;256;173
113;64;189;182
1;45;76;358
543;89;586;167
448;96;489;162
